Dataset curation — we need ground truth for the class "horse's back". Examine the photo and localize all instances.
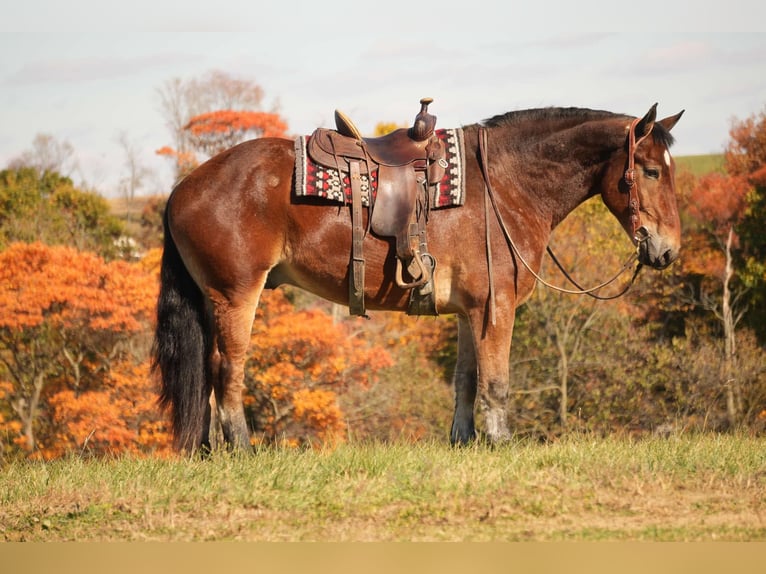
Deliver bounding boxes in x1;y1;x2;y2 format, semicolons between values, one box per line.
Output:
170;137;295;209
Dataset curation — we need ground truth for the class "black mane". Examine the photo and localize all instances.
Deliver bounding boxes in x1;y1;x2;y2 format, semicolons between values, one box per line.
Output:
481;106;675;147
482;107;620;127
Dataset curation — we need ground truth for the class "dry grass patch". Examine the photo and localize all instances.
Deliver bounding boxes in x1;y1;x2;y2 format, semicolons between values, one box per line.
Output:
2;434;764;541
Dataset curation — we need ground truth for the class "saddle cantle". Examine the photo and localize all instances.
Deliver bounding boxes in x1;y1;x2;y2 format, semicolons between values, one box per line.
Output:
306;97;447;317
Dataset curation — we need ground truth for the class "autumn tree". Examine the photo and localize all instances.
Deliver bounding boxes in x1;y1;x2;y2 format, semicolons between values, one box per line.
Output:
510;198;639;433
725;107;766;341
243;289;394;446
338;310;456;442
183;110;288;158
0;168;125;259
45;359;171;458
158;69;266;144
374;122;405;137
670;109;766;428
6;133;79;179
156;70;287;179
0;243;160;456
116;131;154;223
686;173;751;425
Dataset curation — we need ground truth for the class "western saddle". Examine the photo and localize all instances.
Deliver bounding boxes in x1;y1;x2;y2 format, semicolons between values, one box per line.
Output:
306;98;447;317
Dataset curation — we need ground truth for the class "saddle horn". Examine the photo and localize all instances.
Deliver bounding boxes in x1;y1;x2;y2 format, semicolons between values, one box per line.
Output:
411;97;436;141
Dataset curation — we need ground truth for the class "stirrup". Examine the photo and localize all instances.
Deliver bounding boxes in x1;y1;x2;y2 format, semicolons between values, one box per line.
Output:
395;251;431;289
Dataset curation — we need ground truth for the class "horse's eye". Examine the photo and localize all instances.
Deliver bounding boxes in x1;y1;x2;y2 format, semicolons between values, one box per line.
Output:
644;167;660;179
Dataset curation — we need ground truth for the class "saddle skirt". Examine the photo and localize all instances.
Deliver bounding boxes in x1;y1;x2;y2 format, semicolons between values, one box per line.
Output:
294;128;466;209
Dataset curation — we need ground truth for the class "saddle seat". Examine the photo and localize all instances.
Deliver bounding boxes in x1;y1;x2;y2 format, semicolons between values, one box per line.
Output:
305;98;445;317
333;97;440;167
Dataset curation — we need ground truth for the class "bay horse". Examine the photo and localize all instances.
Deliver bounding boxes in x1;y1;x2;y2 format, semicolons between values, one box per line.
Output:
153;103;684;451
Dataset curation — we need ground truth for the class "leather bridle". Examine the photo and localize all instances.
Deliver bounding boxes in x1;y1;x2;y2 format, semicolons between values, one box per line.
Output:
624;117;653;243
478;118;653;320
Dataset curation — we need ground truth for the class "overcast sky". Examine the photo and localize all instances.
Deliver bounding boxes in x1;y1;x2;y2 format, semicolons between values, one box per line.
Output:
1;2;765;196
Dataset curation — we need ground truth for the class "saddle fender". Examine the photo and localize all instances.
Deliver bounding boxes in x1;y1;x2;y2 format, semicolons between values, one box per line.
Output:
370;165;418;246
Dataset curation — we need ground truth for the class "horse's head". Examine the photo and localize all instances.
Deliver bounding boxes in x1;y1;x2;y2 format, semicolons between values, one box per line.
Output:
601;104;684;270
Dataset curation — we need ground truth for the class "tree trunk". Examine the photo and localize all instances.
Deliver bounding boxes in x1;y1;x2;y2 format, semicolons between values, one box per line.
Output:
559;349;568;430
722;226;740;428
554;326;569;430
19;373;45;452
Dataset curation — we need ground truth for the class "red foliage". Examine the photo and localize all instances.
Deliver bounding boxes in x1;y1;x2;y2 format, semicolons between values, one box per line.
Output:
725;109;766;181
686;172;750;233
681;172;750;280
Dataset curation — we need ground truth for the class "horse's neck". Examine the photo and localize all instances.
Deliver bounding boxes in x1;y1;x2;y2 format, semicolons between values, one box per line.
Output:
486;120;621;229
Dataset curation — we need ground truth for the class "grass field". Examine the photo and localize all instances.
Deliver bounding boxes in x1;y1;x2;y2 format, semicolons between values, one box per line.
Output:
2;434;764;542
675;154;725;176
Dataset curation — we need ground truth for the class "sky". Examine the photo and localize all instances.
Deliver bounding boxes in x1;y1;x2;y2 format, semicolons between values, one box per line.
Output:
1;2;765;197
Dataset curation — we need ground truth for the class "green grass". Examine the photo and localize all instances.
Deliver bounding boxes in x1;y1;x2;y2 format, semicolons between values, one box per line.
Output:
2;434;764;541
675;154;725;176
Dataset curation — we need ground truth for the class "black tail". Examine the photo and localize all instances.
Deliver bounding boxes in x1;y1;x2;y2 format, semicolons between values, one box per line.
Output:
152;209;210;451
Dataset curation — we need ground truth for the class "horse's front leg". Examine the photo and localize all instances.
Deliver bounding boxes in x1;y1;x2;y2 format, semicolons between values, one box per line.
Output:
450;315;478;445
468;310;514;444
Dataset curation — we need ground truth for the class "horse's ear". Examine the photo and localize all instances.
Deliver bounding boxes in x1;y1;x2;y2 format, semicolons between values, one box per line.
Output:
635;103;658;139
658;109;685;132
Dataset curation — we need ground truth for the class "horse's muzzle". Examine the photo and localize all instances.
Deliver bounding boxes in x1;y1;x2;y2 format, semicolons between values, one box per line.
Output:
637;228;679;270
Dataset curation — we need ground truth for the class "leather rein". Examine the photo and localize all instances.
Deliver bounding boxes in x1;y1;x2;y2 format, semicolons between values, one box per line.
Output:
478;117;651;322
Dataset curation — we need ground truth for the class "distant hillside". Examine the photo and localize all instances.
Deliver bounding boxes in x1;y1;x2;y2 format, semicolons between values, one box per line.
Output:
676;154;725;177
109;195;158;220
109;194;166;244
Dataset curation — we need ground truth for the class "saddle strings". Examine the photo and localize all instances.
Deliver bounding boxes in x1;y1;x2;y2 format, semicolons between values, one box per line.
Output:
478;127;644;308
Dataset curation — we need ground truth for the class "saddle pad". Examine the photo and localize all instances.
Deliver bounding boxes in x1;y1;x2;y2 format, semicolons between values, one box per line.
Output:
294;128;466;208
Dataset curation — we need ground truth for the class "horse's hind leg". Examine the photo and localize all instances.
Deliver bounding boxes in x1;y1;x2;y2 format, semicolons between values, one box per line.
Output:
207;289;260;450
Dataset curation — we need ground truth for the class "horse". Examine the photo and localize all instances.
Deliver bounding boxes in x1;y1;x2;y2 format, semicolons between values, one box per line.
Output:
153;102;684;451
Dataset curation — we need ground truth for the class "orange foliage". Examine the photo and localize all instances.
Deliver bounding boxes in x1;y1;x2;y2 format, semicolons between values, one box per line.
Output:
291;388;344;444
245;290;393;446
43;360;171;459
184;109;288;158
681;232;726;280
0;242;156;333
138;247;163;276
185;110;288;139
157;109;289;176
155;146;199;178
0;243;162;457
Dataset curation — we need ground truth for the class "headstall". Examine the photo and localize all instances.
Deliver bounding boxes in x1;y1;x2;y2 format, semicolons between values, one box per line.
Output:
624;117;652;243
